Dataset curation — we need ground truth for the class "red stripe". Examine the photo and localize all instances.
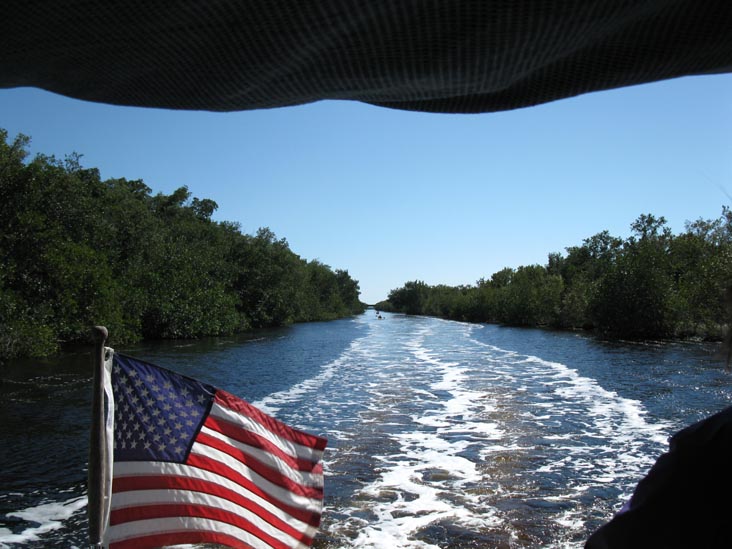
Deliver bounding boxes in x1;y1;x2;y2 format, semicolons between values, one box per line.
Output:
205;413;322;472
110;474;315;542
215;391;327;451
196;431;323;498
110;503;294;549
113;469;321;526
109;529;255;549
187;452;323;524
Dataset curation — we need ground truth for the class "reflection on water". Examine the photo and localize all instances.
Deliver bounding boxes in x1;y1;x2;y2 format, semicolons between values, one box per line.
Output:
0;313;727;548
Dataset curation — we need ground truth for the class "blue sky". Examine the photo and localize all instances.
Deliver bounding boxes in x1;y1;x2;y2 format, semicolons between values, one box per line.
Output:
1;74;730;304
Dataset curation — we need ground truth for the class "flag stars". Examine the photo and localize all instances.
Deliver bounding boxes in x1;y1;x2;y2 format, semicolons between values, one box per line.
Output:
112;356;213;462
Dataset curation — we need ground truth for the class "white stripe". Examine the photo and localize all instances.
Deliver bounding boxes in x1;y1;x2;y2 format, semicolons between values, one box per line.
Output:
113;459;322;516
191;443;323;511
106;515;278;548
109;488;315;547
209;401;324;463
200;425;323;487
102;347;116;537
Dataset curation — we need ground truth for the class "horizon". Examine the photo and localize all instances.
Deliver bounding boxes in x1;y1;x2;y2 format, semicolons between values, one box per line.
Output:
1;74;730;304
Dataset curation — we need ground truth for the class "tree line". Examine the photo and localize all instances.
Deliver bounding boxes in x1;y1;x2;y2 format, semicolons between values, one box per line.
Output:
0;129;364;360
378;210;732;341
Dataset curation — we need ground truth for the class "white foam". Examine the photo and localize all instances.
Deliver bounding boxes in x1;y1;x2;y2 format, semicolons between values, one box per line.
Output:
467;333;674;540
254;316;675;547
330;326;504;547
253;327;372;416
0;496;87;547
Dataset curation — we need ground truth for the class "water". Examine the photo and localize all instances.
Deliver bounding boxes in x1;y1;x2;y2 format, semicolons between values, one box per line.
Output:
0;312;728;548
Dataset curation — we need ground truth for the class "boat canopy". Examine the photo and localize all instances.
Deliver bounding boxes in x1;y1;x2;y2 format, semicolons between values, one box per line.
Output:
3;1;731;114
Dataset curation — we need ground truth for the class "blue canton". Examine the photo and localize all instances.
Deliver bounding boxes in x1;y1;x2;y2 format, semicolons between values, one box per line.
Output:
112;354;216;463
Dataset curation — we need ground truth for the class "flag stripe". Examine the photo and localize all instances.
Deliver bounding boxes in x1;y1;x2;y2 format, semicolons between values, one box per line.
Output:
203;414;324;473
110;501;308;549
192;441;324;501
187;451;323;521
107;516;285;549
197;428;323;489
109;530;255;549
110;482;318;541
113;459;322;525
213;391;327;456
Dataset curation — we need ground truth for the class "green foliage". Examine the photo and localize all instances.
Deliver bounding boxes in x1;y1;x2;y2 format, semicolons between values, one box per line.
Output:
494;265;562;326
384;210;732;341
388;281;429;315
0;129;364;360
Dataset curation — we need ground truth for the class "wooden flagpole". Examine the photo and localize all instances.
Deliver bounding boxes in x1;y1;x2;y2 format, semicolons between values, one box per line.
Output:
88;326;108;548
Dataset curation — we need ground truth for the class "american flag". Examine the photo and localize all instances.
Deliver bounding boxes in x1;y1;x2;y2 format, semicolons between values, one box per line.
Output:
103;353;327;549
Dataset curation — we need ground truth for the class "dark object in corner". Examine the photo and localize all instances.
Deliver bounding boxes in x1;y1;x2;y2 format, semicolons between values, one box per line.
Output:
586;406;732;548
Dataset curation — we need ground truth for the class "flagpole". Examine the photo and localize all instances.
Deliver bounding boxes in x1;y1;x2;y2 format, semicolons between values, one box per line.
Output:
88;325;108;549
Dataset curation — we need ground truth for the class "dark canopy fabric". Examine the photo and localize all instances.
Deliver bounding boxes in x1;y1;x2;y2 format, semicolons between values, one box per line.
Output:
2;1;731;113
